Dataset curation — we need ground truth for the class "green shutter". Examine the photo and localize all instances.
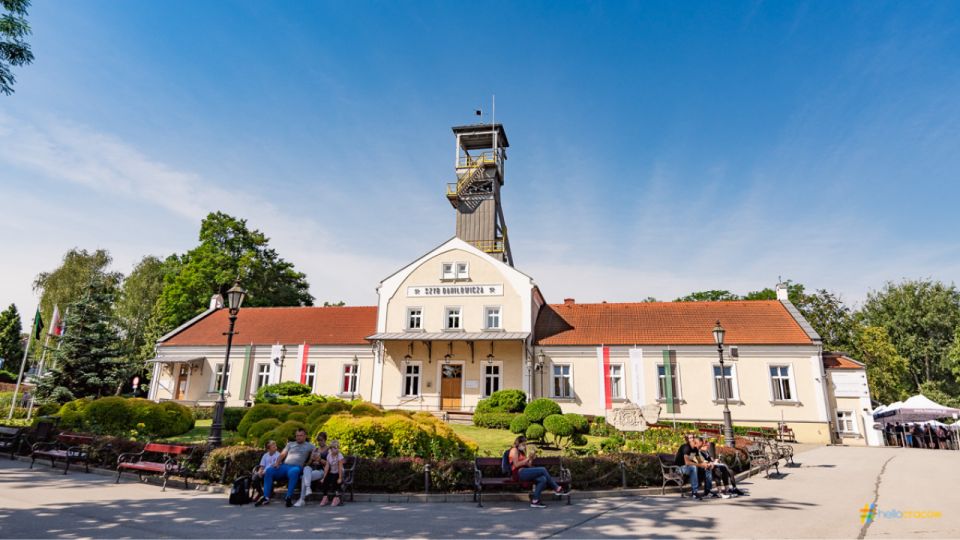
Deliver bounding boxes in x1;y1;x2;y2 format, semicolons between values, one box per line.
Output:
662;350;675;414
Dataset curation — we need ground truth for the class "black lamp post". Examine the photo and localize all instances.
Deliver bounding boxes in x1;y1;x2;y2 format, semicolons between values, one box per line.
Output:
208;281;246;447
713;320;736;447
536;350;546;399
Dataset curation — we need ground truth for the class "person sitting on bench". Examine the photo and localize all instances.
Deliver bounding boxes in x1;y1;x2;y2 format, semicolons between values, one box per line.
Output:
257;428;315;507
294;432;329;507
508;435;566;509
675;435;714;500
699;441;743;498
252;440;280;503
317;439;345;507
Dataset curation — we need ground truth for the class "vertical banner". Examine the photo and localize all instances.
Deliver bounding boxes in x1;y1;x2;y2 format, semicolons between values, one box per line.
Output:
629;348;643;405
299;344;310;385
269;344;284;384
239;345;252;400
662;350;676;414
596;346;612;410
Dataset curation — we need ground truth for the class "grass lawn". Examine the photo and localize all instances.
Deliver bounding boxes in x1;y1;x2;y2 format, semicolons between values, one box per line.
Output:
450;424;606;456
158;419;238;444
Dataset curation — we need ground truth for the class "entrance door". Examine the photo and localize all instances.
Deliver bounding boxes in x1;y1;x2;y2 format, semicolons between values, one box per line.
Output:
440;364;463;410
174;365;189;400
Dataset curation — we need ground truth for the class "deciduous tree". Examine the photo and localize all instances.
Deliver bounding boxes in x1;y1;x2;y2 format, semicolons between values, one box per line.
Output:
0;303;24;366
852;326;910;405
0;0;34;95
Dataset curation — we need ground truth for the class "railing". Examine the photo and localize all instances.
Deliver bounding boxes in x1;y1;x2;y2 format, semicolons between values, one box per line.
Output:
468;239;505;253
447;152;498;197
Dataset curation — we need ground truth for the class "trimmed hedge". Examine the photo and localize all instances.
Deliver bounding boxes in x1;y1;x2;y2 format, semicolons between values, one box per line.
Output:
525;423;545;442
204;445;263;482
475;389;527;414
523;398;562;423
509;415;531;434
58;397;194;438
224;407;246;432
472;412;520;430
350;402;383;417
248;418;282;441
254;382;327;405
320;413;476;460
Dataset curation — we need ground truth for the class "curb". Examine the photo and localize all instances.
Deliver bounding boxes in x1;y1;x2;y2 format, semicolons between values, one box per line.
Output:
9;455;792;503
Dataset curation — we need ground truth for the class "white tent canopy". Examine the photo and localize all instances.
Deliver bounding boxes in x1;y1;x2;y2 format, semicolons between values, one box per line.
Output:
874;394;960;423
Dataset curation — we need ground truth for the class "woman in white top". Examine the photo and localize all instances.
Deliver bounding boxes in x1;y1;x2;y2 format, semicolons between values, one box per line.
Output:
294;432;328;507
318;440;344;507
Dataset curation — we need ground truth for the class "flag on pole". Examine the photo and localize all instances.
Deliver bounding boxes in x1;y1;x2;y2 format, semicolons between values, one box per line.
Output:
33;308;44;340
49;305;62;336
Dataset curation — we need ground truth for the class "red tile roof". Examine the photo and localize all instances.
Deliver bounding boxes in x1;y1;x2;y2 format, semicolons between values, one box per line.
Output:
161;306;377;346
535;300;813;346
822;352;864;370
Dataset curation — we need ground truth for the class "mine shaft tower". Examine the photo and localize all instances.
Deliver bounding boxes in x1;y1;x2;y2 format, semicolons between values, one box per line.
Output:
446;123;514;266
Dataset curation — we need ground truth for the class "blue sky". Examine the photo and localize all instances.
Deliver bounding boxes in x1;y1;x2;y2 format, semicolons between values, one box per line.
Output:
2;1;960;322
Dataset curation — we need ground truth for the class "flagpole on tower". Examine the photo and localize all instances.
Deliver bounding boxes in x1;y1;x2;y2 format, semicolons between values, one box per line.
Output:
7;306;41;420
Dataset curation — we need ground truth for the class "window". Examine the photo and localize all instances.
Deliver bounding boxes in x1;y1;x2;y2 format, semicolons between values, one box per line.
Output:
407;307;423;330
304;363;317;391
484;364;501;397
485;306;501;329
441;263;455;280
341;363;359;395
445;307;462;330
609;364;624;399
456;262;469;279
552;364;573;398
212;363;231;393
836;410;857;434
657;364;679;400
255;363;271;390
770;365;793;401
403;363;421;396
713;365;736;401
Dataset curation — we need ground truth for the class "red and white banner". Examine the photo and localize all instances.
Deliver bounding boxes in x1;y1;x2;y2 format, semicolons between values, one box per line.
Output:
596;346;612;410
299;344;310;385
49;305;63;336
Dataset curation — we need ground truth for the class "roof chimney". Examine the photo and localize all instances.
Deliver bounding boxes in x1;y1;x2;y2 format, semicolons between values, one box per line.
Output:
210;294;224;310
775;283;789;302
563;298;575;305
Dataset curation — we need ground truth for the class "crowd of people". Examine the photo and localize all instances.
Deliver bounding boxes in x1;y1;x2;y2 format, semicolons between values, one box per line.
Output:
883;422;956;449
674;435;745;501
252;428;346;508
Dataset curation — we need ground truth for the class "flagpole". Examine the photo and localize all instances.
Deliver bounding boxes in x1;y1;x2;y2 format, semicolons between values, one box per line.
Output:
7;307;38;420
25;333;52;421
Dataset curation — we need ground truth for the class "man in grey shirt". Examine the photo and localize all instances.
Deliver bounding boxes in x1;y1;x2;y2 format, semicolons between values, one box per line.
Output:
258;428;315;507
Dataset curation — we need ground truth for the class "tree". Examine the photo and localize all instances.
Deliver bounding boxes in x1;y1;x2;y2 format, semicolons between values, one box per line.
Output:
35;274;128;402
0;303;24;365
859;279;960;389
145;212;313;344
115;256;170;365
674;290;740;302
0;0;34;95
743;280;807;305
797;289;857;353
323;301;346;307
852;326;910;405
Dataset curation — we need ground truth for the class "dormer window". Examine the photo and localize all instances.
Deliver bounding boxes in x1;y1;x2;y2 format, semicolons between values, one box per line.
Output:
441;262;469;280
456;262;469;279
441;263;455;280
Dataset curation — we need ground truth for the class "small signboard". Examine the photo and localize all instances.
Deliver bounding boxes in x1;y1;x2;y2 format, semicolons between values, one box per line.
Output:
465;380;479;389
407;284;504;298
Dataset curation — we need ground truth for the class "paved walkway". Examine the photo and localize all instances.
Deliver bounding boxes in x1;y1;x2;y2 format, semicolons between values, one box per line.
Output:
0;446;957;538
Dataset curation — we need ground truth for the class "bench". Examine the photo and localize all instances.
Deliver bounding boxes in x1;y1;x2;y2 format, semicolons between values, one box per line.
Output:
657;453;688;496
249;454;358;502
778;423;797;443
30;433;94;474
473;456;572;507
0;426;25;459
116;442;194;491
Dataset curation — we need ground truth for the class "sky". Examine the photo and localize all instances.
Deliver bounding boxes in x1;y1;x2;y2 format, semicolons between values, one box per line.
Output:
2;1;960;325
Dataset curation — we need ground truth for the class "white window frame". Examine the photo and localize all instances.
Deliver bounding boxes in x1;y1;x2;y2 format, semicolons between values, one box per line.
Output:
551;363;574;399
609;363;625;400
444;306;462;330
406;307;423;330
254;363;271;391
484;305;502;330
837;410;857;434
711;363;740;401
769;364;797;402
341;363;359;395
402;361;422;397
456;262;469;279
483;361;503;397
304;363;317;392
211;362;231;393
441;263;455;280
656;363;682;401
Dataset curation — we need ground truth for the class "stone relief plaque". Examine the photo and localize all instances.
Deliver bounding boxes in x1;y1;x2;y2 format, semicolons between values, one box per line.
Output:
607;403;662;432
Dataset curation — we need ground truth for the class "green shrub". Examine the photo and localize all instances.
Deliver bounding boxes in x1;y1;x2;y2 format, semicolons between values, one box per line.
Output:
475;389;527;414
525;423;546;442
564;413;589;435
523;398;562;423
237;404;282;436
350;402;383;417
320;413;476;460
262;420;308;448
58;398;93;430
84;397;134;435
384;409;413;417
509;415;531;434
223;407;247;432
203;445;263;482
254;381;315;404
543;414;574;447
473;412;520;429
600;435;624;453
248;418;282;441
0;369;17;383
287;412;308;423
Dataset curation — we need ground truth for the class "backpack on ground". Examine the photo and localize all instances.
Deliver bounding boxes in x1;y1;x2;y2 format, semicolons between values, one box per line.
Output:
229;475;252;505
501;448;512;475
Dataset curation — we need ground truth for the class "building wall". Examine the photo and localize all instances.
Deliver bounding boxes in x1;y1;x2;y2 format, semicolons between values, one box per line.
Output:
536;344;832;444
826;368;877;446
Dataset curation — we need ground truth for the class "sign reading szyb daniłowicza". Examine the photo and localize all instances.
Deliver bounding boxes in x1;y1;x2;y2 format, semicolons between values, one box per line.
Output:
407;284;503;297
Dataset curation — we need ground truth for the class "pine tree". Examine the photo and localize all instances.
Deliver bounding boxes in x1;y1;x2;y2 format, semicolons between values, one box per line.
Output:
0;303;24;367
36;274;127;402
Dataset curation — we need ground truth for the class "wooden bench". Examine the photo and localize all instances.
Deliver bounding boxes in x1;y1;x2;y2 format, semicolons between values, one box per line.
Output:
116;442;194;491
473;456;572;507
249;454;358;502
657;453;689;496
30;433;94;474
778;423;797;443
0;426;25;459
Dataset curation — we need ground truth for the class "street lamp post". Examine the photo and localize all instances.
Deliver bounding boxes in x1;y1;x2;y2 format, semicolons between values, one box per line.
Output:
351;355;359;401
536;350;546;399
208;282;246;448
713;320;736;447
